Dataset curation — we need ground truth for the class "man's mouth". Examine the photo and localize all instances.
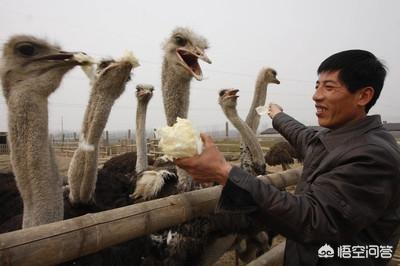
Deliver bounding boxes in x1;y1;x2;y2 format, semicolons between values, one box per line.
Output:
315;105;327;116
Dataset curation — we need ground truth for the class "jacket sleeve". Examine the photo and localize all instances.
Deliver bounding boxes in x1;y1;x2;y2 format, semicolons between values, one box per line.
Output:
218;143;399;244
272;112;318;159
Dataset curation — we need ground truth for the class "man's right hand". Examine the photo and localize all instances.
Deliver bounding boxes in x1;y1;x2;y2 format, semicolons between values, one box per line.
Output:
268;103;283;119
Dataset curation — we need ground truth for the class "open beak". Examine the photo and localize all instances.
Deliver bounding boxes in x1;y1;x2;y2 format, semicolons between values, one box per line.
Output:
176;46;212;81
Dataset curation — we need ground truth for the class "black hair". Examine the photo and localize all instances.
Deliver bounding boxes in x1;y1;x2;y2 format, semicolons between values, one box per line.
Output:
317;50;387;113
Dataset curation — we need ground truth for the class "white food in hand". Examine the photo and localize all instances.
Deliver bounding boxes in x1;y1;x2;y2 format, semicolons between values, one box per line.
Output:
256;105;268;116
158;118;202;159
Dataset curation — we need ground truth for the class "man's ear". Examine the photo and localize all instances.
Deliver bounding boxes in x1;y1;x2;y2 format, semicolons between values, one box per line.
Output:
357;86;375;107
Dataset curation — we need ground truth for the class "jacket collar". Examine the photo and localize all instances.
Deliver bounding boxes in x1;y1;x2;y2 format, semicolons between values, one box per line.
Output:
317;115;383;151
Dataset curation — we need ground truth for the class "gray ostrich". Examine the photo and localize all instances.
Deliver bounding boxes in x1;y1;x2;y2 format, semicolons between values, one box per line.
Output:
241;68;280;174
161;27;212;193
134;27;211;200
219;89;266;176
0;35;82;228
245;68;280;132
67;58;137;205
135;84;154;173
161;26;211;126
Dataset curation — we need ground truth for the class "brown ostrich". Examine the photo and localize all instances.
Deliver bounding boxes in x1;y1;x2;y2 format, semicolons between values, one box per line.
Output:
0;35;84;228
265;141;303;170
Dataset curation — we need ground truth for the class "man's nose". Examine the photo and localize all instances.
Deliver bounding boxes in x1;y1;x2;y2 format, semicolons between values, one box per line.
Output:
313;87;323;101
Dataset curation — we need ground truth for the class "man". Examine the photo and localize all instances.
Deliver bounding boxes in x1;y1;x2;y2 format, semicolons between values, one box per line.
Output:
176;50;400;265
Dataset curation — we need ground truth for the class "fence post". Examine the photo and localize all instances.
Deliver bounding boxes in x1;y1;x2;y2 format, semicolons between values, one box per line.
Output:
225;121;229;138
128;129;131;145
61;134;65;152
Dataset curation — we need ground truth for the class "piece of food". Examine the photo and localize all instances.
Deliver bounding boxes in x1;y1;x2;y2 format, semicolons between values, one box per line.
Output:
158;118;202;159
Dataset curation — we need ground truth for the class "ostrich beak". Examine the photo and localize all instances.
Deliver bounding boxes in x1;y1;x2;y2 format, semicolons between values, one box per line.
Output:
176;46;212;81
274;78;281;84
33;51;88;65
220;88;239;99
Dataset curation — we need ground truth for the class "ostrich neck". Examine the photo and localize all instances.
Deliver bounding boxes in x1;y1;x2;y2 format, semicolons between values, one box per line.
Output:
135;100;150;173
162;60;191;126
245;79;269;133
7;92;54;191
85;94;115;144
223;106;265;165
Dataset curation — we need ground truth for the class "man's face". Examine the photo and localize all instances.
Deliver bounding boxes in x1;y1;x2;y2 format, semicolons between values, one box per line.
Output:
313;70;366;129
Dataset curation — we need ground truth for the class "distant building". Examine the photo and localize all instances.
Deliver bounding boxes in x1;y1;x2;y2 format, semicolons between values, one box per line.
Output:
0;132;7;145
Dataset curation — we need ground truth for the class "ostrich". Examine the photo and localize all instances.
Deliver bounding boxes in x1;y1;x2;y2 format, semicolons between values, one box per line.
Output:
67;57;138;205
240;68;280;175
0;35;83;228
134;84;154;173
161;27;212;194
219;89;266;176
245;68;280;132
161;26;211;126
134;27;212;200
265;141;303;170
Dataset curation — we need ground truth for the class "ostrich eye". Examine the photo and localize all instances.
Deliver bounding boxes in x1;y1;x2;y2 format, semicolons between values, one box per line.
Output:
174;36;187;46
15;43;37;57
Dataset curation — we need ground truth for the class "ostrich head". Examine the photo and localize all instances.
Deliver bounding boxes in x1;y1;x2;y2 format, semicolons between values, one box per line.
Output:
0;35;83;98
163;27;211;81
218;89;239;109
259;68;280;85
92;59;134;98
136;84;154;103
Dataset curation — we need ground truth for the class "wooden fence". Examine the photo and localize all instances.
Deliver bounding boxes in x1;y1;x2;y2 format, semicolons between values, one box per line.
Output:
0;144;10;154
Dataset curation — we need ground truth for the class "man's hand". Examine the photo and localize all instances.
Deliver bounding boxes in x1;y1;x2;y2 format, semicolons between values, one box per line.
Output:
268;103;283;119
175;133;232;185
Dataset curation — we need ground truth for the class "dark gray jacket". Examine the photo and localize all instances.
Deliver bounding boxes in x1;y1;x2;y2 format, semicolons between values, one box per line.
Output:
218;113;400;265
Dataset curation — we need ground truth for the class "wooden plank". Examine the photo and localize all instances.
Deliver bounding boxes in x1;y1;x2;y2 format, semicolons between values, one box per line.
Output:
0;168;301;265
0;186;222;266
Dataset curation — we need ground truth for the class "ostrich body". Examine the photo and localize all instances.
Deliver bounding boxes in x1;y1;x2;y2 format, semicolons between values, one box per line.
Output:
219;89;266;176
0;35;81;227
68;59;135;205
135;84;154;173
265;141;303;170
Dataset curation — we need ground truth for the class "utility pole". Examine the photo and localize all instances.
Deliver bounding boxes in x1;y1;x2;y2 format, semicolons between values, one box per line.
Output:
61;116;64;135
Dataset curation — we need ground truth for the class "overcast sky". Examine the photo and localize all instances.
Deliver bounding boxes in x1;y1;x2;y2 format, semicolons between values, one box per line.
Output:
1;0;399;134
